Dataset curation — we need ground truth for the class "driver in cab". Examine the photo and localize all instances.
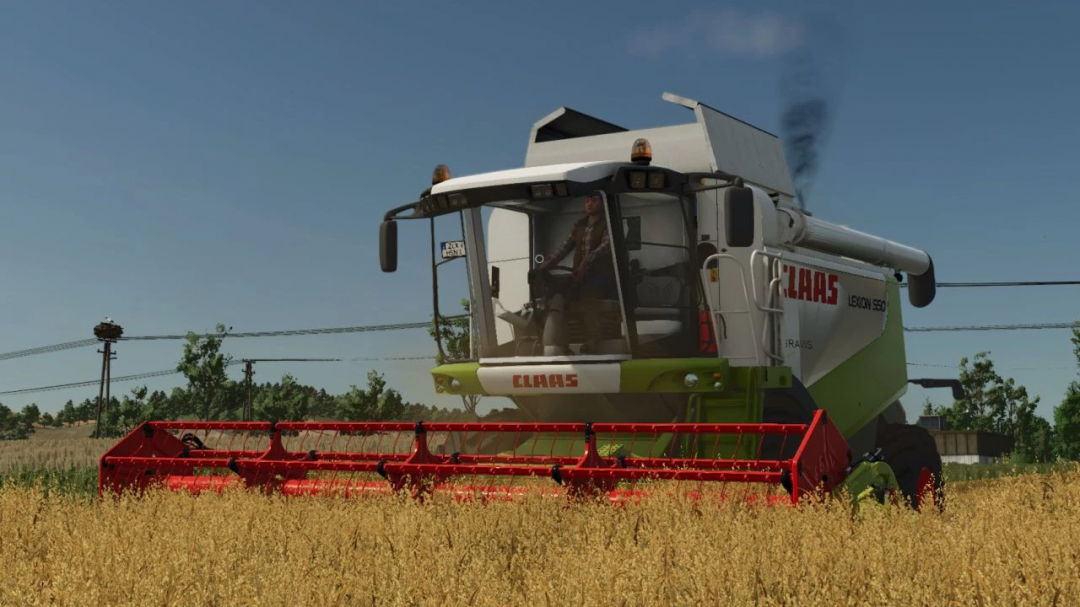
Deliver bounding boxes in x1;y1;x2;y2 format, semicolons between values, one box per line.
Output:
532;191;617;352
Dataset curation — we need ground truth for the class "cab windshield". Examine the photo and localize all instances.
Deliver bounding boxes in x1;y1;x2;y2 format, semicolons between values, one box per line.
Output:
468;190;699;360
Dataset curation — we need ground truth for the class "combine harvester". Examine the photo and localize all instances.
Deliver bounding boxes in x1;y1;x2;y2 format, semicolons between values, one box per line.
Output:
100;93;960;510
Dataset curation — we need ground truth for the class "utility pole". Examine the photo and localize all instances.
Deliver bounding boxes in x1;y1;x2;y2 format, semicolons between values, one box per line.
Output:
239;358;339;421
243;360;254;421
93;318;123;438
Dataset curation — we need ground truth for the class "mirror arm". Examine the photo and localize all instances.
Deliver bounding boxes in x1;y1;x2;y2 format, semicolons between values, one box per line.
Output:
685;170;740;182
384;201;424;222
682;171;744;194
685;182;734;194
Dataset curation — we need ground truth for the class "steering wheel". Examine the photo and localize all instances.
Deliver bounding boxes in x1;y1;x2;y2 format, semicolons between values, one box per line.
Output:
542;264;575;275
529;264;576;297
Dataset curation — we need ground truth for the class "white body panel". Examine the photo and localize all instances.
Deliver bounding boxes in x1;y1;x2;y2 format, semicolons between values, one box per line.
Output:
432;161;623;195
477;364;621;395
526;124;714;174
775;252;888;387
487;208;532;346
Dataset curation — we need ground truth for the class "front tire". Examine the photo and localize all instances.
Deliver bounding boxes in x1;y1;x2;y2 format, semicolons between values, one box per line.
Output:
759;392;812;461
876;423;944;511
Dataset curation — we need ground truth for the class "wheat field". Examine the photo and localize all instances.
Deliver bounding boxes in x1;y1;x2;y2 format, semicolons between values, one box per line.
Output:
0;438;113;473
1;461;1078;606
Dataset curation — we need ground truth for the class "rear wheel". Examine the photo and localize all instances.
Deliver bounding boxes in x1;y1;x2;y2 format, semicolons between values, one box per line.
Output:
876;423;944;511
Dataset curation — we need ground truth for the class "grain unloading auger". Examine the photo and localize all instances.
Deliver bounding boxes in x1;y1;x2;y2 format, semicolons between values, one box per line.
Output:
101;92;960;510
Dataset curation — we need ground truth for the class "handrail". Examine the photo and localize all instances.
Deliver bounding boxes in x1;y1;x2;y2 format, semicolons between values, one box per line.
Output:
701;253;760;364
750;250;786;365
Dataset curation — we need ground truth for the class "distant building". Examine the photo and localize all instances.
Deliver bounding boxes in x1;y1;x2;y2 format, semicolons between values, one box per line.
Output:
917;416;1015;464
917;415;949;432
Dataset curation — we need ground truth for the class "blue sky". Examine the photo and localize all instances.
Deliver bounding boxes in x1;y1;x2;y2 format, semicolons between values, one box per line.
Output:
1;1;1079;424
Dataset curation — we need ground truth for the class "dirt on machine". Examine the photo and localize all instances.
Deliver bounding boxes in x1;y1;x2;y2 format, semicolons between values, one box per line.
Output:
100;92;961;510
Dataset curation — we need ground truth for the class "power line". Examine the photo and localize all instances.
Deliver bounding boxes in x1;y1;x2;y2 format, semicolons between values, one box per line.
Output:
2;315;1078;366
0;362;240;396
907;321;1075;330
908;362;1075;372
901;280;1080;288
0;355;435;396
240;358;343;363
9;344;1078;396
348;355;433;362
122;320;441;341
0;339;100;362
0;319;452;363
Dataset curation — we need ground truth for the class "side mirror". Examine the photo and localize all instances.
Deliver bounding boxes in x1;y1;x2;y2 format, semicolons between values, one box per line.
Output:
380;220;398;272
724;186;755;248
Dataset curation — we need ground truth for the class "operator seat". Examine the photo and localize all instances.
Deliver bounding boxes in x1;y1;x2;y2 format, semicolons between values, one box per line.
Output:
634;272;685;344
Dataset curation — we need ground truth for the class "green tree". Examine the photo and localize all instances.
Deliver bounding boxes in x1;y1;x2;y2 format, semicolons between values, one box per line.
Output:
308;388;338;419
177;324;233;421
166;387;191;420
144;390;173;421
1053;324;1080;461
20;404;40;427
75;399;94;423
40;412;55;427
334;371;414;422
1021;415;1056;463
0;403;36;440
253;374;311;422
0;403;14;438
57;400;77;426
335;384;375;421
429;298;481;420
927;351;1045;461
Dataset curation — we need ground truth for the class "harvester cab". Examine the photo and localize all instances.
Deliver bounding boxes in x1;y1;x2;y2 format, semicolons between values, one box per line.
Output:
99;93;955;511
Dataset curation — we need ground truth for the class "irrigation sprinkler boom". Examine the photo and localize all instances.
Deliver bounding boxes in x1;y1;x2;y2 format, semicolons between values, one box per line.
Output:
101;92;955;509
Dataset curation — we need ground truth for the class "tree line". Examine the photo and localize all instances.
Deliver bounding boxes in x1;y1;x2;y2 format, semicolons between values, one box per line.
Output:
4;317;1079;462
922;324;1080;462
5;369;479;439
1;321;495;440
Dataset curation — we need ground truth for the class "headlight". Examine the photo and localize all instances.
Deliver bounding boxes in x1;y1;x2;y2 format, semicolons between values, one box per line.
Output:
530;184;554;199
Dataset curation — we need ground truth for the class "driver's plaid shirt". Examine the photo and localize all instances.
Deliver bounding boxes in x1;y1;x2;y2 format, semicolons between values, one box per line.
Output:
546;218;610;271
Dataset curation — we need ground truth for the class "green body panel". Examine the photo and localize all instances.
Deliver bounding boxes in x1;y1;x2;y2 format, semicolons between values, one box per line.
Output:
616;358;791;393
429;358;787;459
431;363;486;396
806;278;909;438
430;358;791;398
424;334;914;496
681;378;766;461
835;461;901;511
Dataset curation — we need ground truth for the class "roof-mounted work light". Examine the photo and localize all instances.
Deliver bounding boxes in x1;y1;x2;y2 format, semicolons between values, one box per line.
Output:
631;138;652;165
433;164;451;185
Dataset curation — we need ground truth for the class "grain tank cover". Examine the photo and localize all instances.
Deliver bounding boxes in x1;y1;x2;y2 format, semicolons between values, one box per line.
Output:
530;107;628;142
667;92;796;198
525;92;796;199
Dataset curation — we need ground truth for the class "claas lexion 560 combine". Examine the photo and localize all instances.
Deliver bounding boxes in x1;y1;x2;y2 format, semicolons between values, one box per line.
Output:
100;93;962;510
